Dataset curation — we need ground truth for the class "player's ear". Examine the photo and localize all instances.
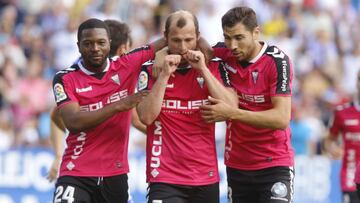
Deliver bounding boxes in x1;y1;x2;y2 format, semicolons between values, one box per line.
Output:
253;26;260;40
77;42;80;52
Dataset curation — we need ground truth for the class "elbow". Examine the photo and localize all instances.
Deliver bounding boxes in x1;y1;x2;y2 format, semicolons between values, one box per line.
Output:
276;117;291;130
63;120;83;134
139;114;155;126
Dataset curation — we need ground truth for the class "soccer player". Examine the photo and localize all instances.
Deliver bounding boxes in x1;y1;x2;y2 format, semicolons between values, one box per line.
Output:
51;18;164;203
47;19;145;183
327;69;360;203
136;10;238;203
199;7;295;203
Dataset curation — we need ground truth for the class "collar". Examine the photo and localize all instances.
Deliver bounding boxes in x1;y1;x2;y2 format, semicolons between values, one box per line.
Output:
249;41;268;64
78;58;110;75
355;99;360;112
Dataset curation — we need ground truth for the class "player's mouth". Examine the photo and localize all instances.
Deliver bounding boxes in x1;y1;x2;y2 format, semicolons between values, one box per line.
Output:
90;55;103;61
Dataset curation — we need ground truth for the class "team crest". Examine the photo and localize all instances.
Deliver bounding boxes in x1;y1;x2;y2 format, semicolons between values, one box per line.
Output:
251;70;259;84
111;74;120;85
54;83;67;102
138;71;148;91
197;77;204;88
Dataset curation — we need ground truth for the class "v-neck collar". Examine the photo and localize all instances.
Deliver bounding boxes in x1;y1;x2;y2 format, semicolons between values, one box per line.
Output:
78;58;110;75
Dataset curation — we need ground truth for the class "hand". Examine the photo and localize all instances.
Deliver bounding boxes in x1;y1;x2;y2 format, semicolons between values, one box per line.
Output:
160;54;181;77
182;50;206;71
327;144;343;160
118;90;150;111
200;96;234;123
153;47;169;79
47;156;61;182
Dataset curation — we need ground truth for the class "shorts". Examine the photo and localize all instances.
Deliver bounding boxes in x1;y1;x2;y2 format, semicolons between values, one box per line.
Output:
147;182;219;203
227;166;294;203
343;191;360;203
53;174;128;203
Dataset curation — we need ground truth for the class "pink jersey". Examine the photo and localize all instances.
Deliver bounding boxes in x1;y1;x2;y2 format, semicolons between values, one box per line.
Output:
213;42;294;170
330;101;360;191
138;59;230;185
52;45;154;177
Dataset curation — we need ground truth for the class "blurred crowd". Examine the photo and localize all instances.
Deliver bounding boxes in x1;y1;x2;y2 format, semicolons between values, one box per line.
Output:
0;0;359;155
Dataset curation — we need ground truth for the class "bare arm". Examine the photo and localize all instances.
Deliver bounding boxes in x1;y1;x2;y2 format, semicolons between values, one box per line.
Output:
151;38;167;53
201;96;291;129
137;54;180;125
60;91;149;133
323;133;343;159
131;108;147;133
47;107;65;182
197;37;214;62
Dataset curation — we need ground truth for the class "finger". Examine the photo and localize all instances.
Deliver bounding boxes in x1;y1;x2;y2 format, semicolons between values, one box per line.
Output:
208;96;220;104
201;114;213;121
200;105;212;110
200;110;213;117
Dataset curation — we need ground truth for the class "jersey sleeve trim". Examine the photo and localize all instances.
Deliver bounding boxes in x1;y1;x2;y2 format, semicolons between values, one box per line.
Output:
266;46;292;95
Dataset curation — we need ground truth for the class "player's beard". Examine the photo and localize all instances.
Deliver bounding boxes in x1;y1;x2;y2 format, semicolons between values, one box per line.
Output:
89;54;108;69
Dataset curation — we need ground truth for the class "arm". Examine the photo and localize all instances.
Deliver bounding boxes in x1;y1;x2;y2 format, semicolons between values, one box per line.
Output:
201;96;291;129
137;54;180;125
183;50;238;107
131;108;146;133
47;107;65;182
151;38;167;53
59;91;149;133
323;133;343;159
197;37;214;62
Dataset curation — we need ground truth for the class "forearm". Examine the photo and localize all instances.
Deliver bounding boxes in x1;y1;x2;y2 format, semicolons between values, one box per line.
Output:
200;67;238;107
131;109;147;133
61;101;129;133
152;38;167;52
137;75;168;125
229;108;290;129
50;121;64;157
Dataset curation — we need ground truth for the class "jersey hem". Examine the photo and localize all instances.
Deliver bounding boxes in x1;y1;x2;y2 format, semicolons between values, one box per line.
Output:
225;161;294;171
59;169;129;177
147;178;220;186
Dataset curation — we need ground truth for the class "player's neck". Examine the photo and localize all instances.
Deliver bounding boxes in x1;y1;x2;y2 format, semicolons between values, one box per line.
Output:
251;41;263;60
82;60;108;74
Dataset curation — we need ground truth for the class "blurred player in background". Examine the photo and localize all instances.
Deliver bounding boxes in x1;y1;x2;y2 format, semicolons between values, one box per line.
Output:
328;69;360;203
136;10;237;203
199;6;294;203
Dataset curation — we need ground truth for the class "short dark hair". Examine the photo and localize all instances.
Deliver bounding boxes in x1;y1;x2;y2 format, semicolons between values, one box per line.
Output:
104;19;132;57
77;18;110;41
164;11;199;36
222;7;258;31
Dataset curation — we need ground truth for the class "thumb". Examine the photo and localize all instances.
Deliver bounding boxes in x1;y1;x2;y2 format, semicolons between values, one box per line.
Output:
208;96;220;104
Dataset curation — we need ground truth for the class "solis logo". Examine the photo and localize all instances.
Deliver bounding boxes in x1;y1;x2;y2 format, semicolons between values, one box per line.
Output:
79;89;128;112
161;99;209;110
238;93;265;103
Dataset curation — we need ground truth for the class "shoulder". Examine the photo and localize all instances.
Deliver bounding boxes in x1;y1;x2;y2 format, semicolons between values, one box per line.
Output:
126;45;152;55
53;64;80;82
137;60;154;91
335;102;353;112
212;42;227;48
264;45;291;65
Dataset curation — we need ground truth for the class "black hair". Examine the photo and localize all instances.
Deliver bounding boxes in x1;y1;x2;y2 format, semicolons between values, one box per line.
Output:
104;19;132;57
77;18;110;41
221;7;258;31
